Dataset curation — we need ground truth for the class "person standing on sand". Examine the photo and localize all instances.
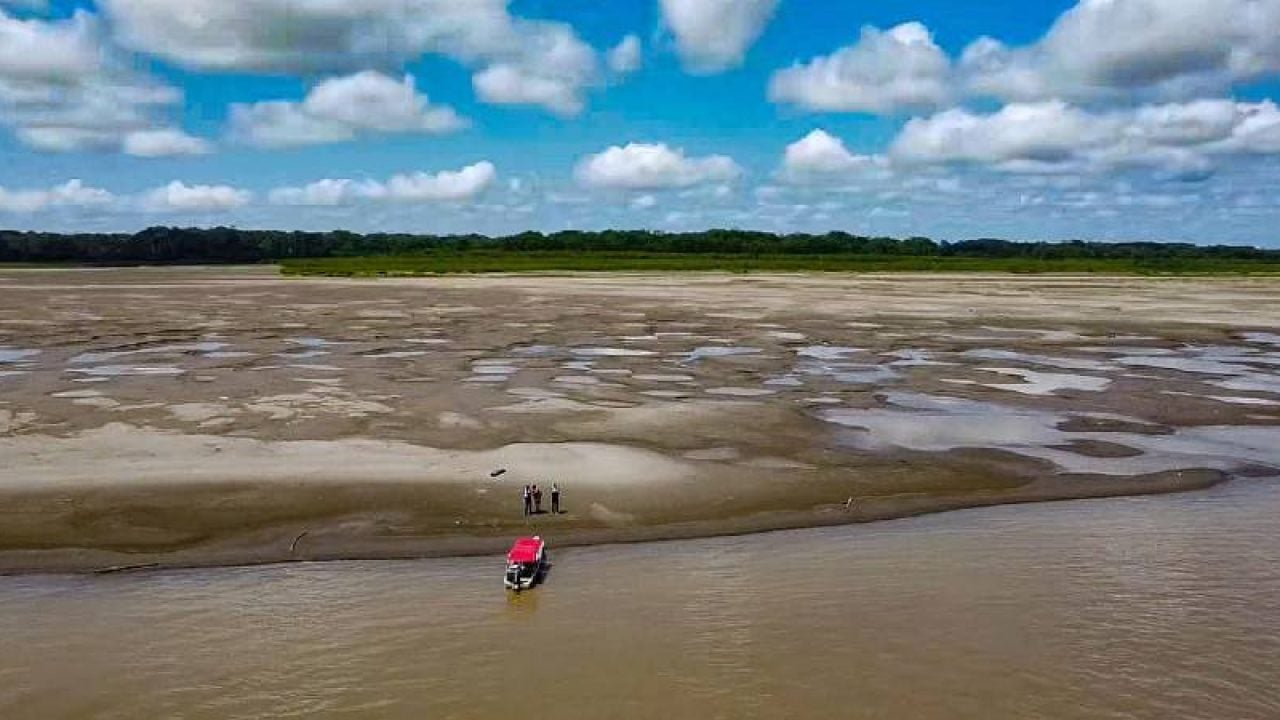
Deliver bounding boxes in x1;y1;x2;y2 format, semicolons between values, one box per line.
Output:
522;485;532;516
551;483;561;514
533;485;543;514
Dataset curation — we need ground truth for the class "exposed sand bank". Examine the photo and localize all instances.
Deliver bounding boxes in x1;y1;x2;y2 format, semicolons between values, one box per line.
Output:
0;268;1277;573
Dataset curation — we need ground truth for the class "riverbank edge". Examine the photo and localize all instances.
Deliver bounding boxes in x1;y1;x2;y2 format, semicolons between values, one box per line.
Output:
0;469;1229;576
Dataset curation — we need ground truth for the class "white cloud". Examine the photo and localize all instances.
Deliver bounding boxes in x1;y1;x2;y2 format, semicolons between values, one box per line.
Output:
769;3;1280;115
15;127;120;152
471;24;598;115
960;0;1280;103
268;179;363;207
0;179;113;213
660;0;779;73
304;71;463;132
228;103;352;148
770;23;952;113
473;64;585;116
0;9;195;154
230;71;464;148
1225;103;1280;153
0;7;100;80
270;162;497;206
378;162;498;202
123;128;212;157
100;0;603;115
142;181;251;212
630;193;658;209
781;129;887;180
607;34;642;75
889;99;1280;178
576;142;742;190
891;102;1115;171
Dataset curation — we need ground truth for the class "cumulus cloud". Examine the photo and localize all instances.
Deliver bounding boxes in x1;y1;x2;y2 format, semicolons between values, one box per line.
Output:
771;3;1280;115
0;7;101;80
376;162;498;201
575;142;742;190
471;24;599;115
142;181;251;212
889;99;1280;178
0;179;114;213
960;0;1280;103
122;128;212;157
268;179;361;207
269;162;497;205
781;129;887;180
99;0;603;115
769;23;952;113
630;193;658;210
230;71;464;148
473;64;585;116
660;0;779;73
607;34;642;75
0;8;198;154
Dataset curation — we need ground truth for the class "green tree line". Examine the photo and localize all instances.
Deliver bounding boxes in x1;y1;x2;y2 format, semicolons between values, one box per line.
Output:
1;226;1277;264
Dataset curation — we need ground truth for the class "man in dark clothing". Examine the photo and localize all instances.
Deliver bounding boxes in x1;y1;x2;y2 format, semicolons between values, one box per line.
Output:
522;485;532;516
532;485;543;514
551;483;561;514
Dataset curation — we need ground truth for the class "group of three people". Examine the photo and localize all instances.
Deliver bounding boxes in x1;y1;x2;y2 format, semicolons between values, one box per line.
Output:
522;483;561;516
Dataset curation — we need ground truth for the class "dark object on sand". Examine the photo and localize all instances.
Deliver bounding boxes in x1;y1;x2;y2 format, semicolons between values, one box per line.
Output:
93;563;160;575
290;530;310;555
490;468;508;477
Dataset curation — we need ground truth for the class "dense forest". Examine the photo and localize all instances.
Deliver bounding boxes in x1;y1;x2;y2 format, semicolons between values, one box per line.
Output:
1;226;1277;264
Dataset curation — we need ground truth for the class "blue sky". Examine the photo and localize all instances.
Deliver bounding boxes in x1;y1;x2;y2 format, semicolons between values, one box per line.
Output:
2;0;1279;245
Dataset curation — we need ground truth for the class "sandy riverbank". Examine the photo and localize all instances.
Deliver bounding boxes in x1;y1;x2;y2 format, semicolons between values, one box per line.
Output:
0;268;1277;573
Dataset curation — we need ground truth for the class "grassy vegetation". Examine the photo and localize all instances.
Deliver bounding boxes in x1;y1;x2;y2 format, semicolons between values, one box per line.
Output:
280;251;1280;277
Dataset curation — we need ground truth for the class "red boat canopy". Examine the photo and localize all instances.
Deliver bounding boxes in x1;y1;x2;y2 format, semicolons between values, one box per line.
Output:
507;536;543;564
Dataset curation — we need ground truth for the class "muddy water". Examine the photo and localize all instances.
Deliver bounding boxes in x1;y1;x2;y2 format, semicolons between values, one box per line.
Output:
2;481;1279;720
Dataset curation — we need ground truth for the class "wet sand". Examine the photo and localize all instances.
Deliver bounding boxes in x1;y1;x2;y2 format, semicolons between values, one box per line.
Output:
1;267;1278;573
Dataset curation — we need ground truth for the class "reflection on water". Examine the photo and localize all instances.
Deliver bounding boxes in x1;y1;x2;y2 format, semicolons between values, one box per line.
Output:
2;481;1279;719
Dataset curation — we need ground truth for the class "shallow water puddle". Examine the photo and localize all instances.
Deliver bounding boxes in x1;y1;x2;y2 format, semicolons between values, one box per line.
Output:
66;365;185;377
0;348;40;363
1212;375;1280;396
573;347;657;358
69;342;229;364
275;350;329;359
1242;332;1280;346
969;367;1112;396
683;346;761;363
884;349;950;367
796;346;861;361
1164;391;1280;407
963;349;1112;372
820;391;1280;475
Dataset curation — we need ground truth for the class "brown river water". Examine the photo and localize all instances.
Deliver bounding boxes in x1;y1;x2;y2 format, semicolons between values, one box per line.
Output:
2;479;1278;720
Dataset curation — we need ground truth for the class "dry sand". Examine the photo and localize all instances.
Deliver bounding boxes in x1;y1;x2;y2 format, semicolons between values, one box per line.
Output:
1;267;1277;573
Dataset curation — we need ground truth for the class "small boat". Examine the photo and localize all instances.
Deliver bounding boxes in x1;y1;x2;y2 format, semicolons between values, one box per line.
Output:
504;535;548;592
